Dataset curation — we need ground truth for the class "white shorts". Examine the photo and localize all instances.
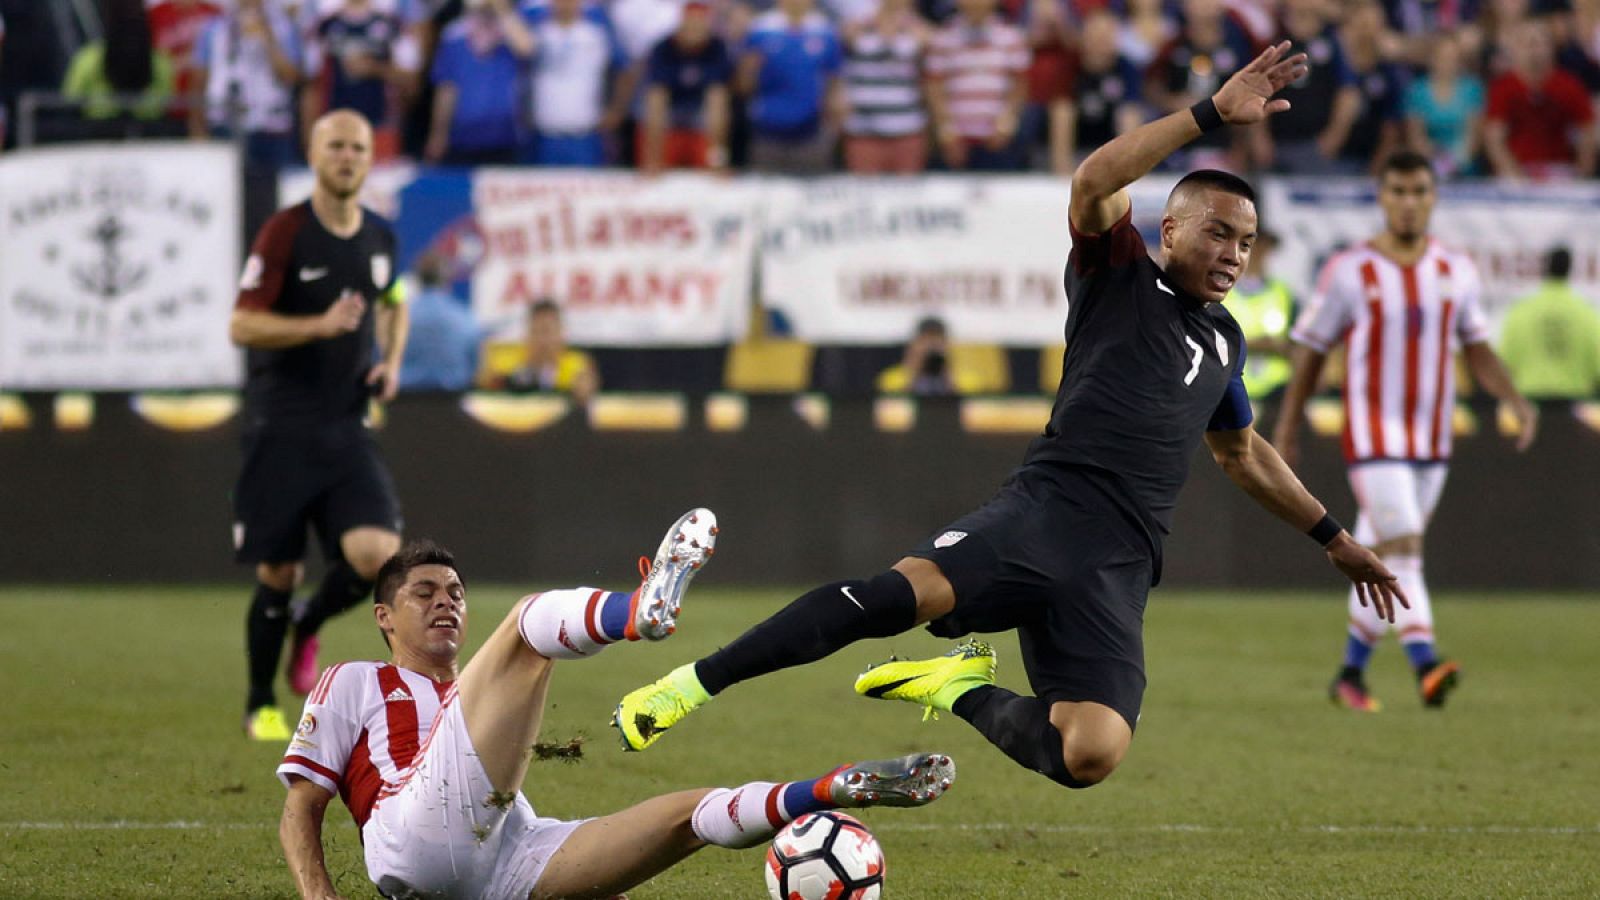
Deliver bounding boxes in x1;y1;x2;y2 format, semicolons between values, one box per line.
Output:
363;694;588;900
1347;461;1448;544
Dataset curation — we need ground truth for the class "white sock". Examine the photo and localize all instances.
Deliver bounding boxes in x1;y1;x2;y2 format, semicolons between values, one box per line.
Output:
1387;554;1435;644
691;782;791;849
516;588;613;660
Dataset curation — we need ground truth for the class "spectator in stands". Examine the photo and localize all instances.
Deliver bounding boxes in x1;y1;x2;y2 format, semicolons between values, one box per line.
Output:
1499;246;1600;399
523;0;634;167
303;0;421;159
190;0;306;172
148;0;222;124
639;1;733;172
424;0;534;165
611;0;686;166
62;0;177;124
1404;31;1486;178
926;0;1031;171
876;316;984;396
739;0;845;174
1382;0;1479;66
1052;9;1146;174
1485;17;1597;178
487;299;601;404
401;253;483;392
1336;0;1409;174
840;0;933;174
1144;0;1256;170
1116;0;1177;68
1020;0;1074;171
1259;0;1360;174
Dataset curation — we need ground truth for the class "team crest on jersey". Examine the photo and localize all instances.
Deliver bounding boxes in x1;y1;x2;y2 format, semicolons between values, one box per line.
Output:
934;530;968;549
371;253;391;288
296;713;317;737
1214;330;1230;367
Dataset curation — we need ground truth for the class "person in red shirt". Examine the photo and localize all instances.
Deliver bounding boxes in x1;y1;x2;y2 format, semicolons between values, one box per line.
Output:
147;0;222;121
1485;17;1597;179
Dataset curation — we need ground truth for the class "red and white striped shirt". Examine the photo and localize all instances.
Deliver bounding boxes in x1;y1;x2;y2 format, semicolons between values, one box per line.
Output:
277;662;454;827
1292;240;1491;464
925;16;1029;140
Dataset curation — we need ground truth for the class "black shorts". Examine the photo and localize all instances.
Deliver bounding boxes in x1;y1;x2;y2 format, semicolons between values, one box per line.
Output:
232;424;402;565
911;465;1155;730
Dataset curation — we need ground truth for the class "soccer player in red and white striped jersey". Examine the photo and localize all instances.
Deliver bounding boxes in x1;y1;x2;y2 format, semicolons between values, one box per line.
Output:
277;513;956;900
1273;151;1537;713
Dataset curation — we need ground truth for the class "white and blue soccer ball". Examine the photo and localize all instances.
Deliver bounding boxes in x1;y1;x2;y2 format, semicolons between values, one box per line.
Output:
764;810;885;900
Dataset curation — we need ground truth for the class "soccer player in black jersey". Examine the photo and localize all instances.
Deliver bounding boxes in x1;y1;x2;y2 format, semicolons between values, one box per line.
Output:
614;43;1407;791
231;110;410;740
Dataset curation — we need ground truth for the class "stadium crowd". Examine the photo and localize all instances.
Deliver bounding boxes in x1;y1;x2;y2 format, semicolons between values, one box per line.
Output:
2;0;1599;180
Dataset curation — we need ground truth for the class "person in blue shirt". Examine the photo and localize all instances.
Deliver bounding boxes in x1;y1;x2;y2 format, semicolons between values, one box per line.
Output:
400;253;483;392
738;0;844;174
1403;30;1483;178
425;0;534;165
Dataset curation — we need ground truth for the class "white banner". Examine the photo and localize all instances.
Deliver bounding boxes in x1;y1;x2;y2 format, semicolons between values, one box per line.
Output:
758;176;1178;346
471;171;757;346
0;142;241;389
1262;179;1600;333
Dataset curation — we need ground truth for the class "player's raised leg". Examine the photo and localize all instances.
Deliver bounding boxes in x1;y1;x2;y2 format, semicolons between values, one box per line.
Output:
612;556;949;751
460;508;716;790
529;753;955;899
288;524;403;694
856;641;1131;787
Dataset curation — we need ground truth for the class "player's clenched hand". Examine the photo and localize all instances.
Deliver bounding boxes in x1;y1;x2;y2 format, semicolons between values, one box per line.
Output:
1508;397;1538;452
1324;533;1409;623
319;290;366;338
366;361;399;403
1213;41;1309;126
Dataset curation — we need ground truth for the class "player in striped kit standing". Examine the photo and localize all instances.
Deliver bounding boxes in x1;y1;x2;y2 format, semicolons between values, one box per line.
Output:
1273;151;1537;712
277;510;956;900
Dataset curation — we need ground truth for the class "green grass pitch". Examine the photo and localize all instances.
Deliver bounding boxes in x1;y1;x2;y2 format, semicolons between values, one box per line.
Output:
2;586;1597;898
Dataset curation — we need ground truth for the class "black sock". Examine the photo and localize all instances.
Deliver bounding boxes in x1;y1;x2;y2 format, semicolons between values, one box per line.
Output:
247;583;293;711
694;570;918;696
952;685;1089;788
1339;665;1364;683
293;560;374;638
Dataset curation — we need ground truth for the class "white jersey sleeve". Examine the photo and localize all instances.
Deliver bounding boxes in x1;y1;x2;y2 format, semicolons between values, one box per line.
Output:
1291;252;1358;353
277;662;368;795
1452;256;1492;346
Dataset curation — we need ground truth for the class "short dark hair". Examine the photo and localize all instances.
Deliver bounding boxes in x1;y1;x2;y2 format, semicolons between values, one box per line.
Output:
1170;169;1257;207
374;539;460;607
1378;150;1435;182
1546;246;1573;280
915;316;948;338
530;298;561;317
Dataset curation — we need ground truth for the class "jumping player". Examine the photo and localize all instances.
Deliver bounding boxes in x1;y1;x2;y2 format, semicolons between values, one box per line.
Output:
1272;151;1536;712
277;510;956;900
231;109;409;740
612;43;1406;792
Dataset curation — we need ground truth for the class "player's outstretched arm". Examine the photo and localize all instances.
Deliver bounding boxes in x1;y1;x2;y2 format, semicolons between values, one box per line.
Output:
280;778;347;900
1205;426;1408;622
1069;41;1307;235
1463;341;1538;451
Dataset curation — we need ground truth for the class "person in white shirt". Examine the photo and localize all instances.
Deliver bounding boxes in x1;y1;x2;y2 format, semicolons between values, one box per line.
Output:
278;510;957;900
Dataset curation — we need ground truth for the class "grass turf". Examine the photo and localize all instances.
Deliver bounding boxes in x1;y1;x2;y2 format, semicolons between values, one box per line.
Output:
1;586;1597;898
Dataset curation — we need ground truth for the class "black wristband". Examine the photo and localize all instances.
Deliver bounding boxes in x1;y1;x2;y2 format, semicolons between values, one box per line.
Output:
1190;98;1225;133
1307;513;1344;547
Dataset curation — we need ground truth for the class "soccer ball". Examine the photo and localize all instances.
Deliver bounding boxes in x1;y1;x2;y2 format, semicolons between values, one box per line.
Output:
764;811;885;900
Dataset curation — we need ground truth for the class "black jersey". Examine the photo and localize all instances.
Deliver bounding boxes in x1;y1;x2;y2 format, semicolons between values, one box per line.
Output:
235;201;402;429
1022;208;1252;544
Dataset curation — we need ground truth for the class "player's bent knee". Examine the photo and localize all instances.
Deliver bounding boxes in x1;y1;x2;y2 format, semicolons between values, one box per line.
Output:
1058;746;1120;787
256;562;303;592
